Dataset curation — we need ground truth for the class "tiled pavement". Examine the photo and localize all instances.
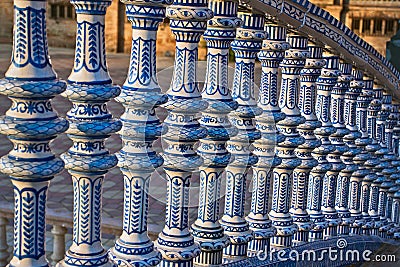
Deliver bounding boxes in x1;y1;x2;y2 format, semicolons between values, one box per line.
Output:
0;43;263;258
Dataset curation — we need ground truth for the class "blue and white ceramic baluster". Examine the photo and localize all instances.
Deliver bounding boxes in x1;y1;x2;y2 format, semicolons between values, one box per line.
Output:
221;12;265;259
270;34;308;248
334;62;354;236
318;55;341;239
392;104;400;238
307;49;331;242
383;100;398;238
190;0;241;265
108;0;172;266
0;0;69;266
347;70;368;236
57;1;121;267
367;86;384;236
247;24;288;255
154;0;212;266
359;77;376;235
393;104;400;157
291;44;324;245
376;93;393;238
344;69;364;237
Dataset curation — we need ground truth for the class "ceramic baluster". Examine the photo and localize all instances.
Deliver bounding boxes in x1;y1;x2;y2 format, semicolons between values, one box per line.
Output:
376;93;393;238
318;55;341;238
247;24;288;255
346;70;369;236
358;77;375;235
220;12;265;259
0;0;69;266
384;100;399;238
56;1;122;266
392;104;400;238
367;86;384;236
334;62;354;236
190;0;241;265
269;34;308;248
307;50;331;242
291;45;324;245
108;0;172;266
154;0;212;266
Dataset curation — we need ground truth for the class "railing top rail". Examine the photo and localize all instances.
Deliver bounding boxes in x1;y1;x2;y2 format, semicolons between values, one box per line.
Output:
246;0;400;99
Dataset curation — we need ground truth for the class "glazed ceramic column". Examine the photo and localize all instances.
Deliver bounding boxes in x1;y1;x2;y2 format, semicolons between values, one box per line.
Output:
367;86;384;236
346;70;368;236
247;24;288;255
154;0;212;266
393;104;400;157
220;12;264;258
307;50;331;242
56;1;121;266
0;0;68;266
391;104;400;236
383;100;398;238
334;62;354;236
376;93;393;238
342;69;362;235
358;77;375;235
190;0;240;265
108;0;171;266
269;34;307;248
290;45;323;245
319;55;341;239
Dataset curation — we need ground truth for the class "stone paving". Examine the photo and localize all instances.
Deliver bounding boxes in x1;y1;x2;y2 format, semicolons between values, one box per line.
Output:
0;44;263;256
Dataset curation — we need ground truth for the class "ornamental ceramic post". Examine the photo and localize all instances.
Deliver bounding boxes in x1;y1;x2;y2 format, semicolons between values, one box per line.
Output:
342;69;363;236
0;0;68;266
190;0;240;265
154;0;212;266
220;12;264;258
358;77;375;235
334;62;354;236
307;50;331;242
376;93;394;238
393;104;400;157
383;99;399;238
290;44;323;245
367;86;384;236
391;104;400;237
56;1;121;267
247;24;288;255
347;70;368;236
108;0;171;266
269;34;307;248
318;55;341;238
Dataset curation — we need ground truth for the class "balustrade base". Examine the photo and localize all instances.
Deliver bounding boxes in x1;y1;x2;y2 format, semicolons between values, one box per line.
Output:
56;249;111;267
337;225;350;236
309;230;324;242
108;239;162;267
323;225;338;239
194;250;223;267
159;260;193;267
223;242;249;258
292;230;309;245
8;258;50;267
271;235;294;248
247;238;270;257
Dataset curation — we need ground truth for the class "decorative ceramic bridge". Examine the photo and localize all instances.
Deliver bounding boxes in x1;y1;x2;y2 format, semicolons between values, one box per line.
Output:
0;0;400;267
